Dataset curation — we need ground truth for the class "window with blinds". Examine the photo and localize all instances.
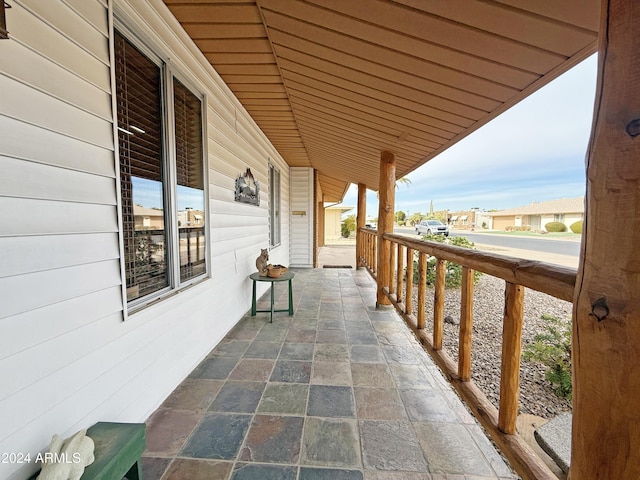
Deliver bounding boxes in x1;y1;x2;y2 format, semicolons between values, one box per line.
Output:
174;78;206;282
115;30;207;308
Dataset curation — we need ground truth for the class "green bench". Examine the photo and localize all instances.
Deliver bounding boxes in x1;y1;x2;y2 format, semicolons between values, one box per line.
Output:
30;422;146;480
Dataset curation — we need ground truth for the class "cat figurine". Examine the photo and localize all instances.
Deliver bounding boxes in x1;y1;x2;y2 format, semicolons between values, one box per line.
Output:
256;248;269;276
37;429;95;480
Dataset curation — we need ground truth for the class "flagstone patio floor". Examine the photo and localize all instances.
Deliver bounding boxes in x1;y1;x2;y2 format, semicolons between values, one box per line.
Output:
141;268;517;480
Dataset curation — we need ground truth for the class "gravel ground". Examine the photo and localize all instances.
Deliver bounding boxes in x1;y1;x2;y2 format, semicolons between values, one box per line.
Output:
412;274;573;419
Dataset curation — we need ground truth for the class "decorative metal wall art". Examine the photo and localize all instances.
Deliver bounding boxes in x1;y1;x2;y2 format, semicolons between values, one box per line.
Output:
1;2;11;40
235;168;260;206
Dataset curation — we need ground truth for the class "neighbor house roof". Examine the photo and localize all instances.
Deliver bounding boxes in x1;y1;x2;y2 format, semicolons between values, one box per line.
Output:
490;196;584;216
325;205;354;214
133;205;165;217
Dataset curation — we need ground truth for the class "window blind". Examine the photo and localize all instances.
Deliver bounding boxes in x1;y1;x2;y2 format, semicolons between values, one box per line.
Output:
115;31;169;300
174;78;206;281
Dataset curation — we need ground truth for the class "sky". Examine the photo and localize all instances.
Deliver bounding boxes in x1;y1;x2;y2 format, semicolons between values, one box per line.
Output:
340;54;599;220
133;177;205;212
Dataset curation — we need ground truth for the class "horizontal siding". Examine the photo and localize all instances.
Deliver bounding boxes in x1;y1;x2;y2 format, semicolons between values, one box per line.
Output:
19;0;110;63
210;224;266;243
63;0;110;35
8;1;111;92
0;233;120;279
0;312;129;405
0;260;122;319
0;40;112;121
0;287;123;360
0;197;118;236
0;156;116;204
210;210;267;229
0;73;113;149
0;115;115;177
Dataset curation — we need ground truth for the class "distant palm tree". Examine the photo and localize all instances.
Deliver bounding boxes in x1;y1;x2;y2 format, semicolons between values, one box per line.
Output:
396;176;411;189
377;176;411;197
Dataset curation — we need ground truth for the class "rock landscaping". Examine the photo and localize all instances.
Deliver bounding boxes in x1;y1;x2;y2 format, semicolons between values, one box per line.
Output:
413;274;574;418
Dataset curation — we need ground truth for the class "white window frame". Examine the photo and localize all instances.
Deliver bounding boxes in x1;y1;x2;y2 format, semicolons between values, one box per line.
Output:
112;21;210;315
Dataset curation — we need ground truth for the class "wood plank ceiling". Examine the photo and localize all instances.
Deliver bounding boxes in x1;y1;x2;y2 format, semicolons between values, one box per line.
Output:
163;0;599;202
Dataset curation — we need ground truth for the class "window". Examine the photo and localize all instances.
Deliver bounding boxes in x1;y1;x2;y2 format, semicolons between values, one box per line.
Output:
115;31;207;307
174;78;206;282
269;164;281;247
554;214;565;223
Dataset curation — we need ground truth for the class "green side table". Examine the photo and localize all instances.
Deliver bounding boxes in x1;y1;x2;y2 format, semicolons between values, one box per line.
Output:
82;422;145;480
250;271;295;322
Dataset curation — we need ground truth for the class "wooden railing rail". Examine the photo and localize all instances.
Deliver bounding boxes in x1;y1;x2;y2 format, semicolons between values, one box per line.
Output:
357;228;577;480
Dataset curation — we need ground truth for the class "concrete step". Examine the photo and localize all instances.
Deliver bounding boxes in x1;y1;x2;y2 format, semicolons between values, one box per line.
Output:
534;412;572;474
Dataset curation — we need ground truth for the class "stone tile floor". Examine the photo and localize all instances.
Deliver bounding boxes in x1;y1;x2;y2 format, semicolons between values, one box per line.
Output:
142;268;517;480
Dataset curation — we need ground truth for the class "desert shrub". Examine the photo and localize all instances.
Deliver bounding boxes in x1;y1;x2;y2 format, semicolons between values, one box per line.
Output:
522;314;572;400
341;215;356;238
569;220;583;234
545;221;567;232
413;234;482;288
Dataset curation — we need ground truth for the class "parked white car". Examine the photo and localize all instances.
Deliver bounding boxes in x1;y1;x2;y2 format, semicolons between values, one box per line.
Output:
416;219;449;236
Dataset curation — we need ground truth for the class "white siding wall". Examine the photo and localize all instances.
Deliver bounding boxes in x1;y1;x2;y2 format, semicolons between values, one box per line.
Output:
325;210;343;241
289;167;314;267
0;1;289;478
564;213;583;229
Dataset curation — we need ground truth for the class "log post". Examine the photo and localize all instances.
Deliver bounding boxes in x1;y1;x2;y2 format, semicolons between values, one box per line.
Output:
356;183;366;268
417;252;427;329
571;1;640;478
433;258;446;350
376;150;396;307
389;240;396;295
405;247;414;315
498;282;524;434
396;243;404;305
459;267;474;381
372;234;377;273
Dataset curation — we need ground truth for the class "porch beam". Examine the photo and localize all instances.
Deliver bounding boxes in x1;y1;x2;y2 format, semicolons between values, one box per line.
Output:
356;183;366;268
376;150;396;307
571;0;640;478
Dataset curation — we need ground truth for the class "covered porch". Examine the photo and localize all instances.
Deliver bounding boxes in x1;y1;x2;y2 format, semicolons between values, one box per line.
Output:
142;267;515;479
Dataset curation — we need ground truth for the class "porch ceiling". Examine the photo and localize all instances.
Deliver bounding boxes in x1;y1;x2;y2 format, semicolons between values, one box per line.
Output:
163;0;599;202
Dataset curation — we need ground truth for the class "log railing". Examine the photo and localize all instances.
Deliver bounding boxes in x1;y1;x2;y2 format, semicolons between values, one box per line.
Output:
357;227;576;480
360;226;378;275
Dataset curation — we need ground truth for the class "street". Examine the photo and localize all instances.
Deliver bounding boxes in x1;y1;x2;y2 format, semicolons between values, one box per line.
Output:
394;227;581;258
